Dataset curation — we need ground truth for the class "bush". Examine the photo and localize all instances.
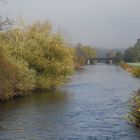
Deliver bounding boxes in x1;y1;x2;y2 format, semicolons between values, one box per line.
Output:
75;43;96;67
0;44;35;100
133;67;140;78
121;63;129;69
0;21;75;100
128;90;140;127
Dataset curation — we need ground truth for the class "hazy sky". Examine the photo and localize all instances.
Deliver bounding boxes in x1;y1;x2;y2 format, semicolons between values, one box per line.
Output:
1;0;140;48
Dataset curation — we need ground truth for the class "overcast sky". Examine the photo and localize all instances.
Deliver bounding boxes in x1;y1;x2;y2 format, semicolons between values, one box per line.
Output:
1;0;140;48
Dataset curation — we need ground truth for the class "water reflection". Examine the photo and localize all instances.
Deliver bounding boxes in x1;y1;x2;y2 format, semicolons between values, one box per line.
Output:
0;90;69;110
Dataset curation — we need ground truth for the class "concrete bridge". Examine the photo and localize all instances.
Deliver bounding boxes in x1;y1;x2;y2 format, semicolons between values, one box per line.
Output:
86;58;130;65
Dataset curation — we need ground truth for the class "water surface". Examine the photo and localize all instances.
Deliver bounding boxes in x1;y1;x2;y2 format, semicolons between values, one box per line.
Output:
0;64;140;140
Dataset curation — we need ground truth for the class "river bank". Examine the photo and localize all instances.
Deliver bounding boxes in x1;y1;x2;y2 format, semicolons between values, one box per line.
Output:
128;89;140;127
120;62;140;127
121;63;140;78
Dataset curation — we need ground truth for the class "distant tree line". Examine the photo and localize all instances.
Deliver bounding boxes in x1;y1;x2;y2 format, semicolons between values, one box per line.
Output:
107;50;123;63
106;39;140;63
124;39;140;62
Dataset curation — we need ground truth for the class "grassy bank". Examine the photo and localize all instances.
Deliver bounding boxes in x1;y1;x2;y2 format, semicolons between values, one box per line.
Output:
120;63;140;78
121;63;140;127
128;90;140;127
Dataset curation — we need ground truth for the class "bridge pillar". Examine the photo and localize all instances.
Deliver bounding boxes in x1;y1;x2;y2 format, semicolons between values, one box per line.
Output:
87;60;90;65
109;60;112;64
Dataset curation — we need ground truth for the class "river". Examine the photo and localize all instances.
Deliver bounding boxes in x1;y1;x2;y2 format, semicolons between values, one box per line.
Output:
0;64;140;140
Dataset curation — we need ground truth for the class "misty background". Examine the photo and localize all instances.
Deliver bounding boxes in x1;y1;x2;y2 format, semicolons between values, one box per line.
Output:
0;0;140;50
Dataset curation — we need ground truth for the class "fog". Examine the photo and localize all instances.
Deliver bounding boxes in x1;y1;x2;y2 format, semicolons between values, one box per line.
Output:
1;0;140;48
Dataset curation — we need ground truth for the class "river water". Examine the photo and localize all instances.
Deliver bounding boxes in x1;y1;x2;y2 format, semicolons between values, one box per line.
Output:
0;64;140;140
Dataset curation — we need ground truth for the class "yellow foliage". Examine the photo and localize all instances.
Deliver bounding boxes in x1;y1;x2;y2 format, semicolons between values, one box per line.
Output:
0;21;75;100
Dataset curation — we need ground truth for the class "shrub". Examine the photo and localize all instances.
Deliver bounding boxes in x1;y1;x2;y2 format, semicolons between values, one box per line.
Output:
0;44;35;100
75;43;96;67
8;22;74;89
121;63;129;69
0;21;75;100
128;90;140;127
133;67;140;78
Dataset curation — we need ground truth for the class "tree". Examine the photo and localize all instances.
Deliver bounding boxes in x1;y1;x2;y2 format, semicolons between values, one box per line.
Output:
124;39;140;62
0;21;75;100
124;47;133;62
115;51;122;63
5;21;74;89
107;50;117;59
75;43;96;65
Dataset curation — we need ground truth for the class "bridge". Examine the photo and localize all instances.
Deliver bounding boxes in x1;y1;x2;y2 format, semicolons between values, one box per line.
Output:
86;58;130;65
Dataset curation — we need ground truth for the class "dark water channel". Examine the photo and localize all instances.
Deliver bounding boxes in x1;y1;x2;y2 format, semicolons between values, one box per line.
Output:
0;64;140;140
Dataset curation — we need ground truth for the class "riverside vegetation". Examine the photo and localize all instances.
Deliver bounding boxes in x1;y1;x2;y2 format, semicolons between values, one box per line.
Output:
0;20;96;101
121;38;140;77
75;43;96;68
122;63;140;127
104;38;140;127
121;63;140;78
121;63;140;127
119;39;140;127
0;21;75;100
128;90;140;127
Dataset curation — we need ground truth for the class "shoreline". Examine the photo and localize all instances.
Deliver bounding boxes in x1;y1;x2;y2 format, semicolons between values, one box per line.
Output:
120;63;140;78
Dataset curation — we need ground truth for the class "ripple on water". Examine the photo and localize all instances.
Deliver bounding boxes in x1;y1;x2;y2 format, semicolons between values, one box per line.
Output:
0;65;140;140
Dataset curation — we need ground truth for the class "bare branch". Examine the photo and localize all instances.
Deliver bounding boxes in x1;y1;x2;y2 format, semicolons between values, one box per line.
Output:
0;17;13;31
